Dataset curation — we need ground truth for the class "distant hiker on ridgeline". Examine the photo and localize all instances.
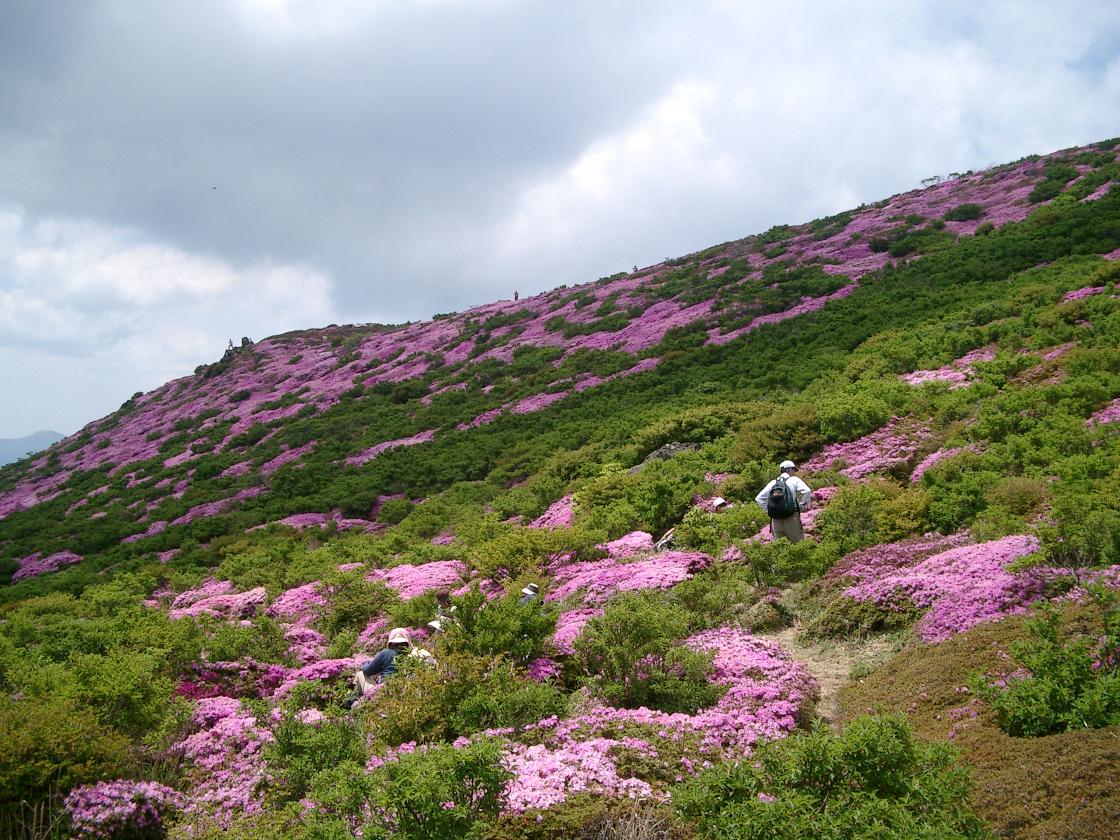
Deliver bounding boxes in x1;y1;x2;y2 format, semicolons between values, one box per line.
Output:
755;459;812;543
342;627;433;708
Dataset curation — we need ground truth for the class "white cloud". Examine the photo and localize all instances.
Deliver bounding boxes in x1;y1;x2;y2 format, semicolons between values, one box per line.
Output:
0;204;337;433
475;3;1120;289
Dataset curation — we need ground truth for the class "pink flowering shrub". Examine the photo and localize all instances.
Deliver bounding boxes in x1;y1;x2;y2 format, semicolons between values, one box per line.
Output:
910;445;981;482
168;586;267;621
528;495;575;529
1087;397;1120;426
175;660;287;700
525;657;562;682
801;418;932;479
1062;285;1106;302
172;696;274;825
552;608;604;654
842;533;1050;641
901;345;996;388
11;549;82;582
64;779;183;839
368;560;467;600
600;530;654;558
345;429;436;466
503;738;656;812
547;551;710;605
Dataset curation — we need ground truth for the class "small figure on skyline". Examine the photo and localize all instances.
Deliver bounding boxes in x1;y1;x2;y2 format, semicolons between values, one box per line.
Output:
755;459;811;543
514;290;520;301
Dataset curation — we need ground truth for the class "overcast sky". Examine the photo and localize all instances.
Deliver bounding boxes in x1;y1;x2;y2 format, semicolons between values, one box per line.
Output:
1;0;1119;438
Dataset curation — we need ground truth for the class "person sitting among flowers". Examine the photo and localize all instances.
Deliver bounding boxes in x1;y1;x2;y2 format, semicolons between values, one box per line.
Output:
342;627;433;709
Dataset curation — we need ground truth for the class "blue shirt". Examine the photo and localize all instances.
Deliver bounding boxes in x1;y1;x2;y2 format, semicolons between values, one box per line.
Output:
361;647;401;681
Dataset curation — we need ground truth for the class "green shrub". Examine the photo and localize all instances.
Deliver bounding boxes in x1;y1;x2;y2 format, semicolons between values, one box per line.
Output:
738;539;831;588
468;525;553;580
319;573;399;640
64;650;176;737
813;482;891;554
944;203;984;222
668;561;764;630
728;404;822;467
378;498;414;525
264;684;365;802
0;696;134;804
673;504;767;557
575;593;726;714
970;589;1120;737
804;588;921;639
1036;492;1120;582
673;715;987;840
442;588;557;663
202;614;293;664
361;656;452;746
448;661;566;734
304;738;509;840
984;475;1049;516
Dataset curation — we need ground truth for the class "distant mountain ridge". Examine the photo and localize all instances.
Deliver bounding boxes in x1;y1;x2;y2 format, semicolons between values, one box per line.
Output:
0;431;64;467
1;139;1118;550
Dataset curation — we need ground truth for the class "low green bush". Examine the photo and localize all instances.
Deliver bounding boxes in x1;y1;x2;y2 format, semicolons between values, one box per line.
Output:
738;539;832;588
318;573;399;640
263;684;365;803
673;504;767;557
576;593;725;714
443;588;557;663
305;738;509;840
673;715;988;840
970;588;1120;737
0;696;135;804
944;203;984;222
448;661;566;734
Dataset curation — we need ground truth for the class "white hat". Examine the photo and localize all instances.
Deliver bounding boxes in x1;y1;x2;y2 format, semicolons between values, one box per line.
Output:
780;460;796;470
711;496;728;509
387;627;411;645
521;583;539;596
427;619;443;632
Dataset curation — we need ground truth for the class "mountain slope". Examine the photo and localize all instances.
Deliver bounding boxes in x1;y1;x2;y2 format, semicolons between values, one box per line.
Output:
1;139;1119;838
0;430;64;467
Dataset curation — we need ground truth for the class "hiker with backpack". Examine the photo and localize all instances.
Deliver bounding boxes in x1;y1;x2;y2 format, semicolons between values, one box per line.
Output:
755;459;812;543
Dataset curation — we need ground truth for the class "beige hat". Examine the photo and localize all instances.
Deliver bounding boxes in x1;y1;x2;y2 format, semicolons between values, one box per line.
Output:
387;627;411;645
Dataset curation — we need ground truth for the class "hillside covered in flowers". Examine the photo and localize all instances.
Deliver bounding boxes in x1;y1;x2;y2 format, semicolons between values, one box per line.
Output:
2;140;1120;839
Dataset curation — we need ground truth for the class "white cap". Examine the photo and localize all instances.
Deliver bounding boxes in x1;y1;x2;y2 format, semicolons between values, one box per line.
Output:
387;627;411;645
427;619;443;632
780;460;796;471
711;497;728;509
521;583;539;596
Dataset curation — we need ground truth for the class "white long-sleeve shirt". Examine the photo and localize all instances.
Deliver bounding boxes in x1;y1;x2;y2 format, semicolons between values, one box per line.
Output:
755;472;812;515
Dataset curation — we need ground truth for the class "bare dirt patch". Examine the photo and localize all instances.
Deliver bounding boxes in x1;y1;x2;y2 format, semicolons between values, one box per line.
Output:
757;625;896;725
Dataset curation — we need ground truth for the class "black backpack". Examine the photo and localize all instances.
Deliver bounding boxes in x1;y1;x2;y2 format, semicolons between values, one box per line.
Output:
766;476;799;518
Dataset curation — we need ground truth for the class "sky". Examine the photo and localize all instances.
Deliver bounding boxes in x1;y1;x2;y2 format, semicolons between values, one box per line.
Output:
1;0;1119;438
